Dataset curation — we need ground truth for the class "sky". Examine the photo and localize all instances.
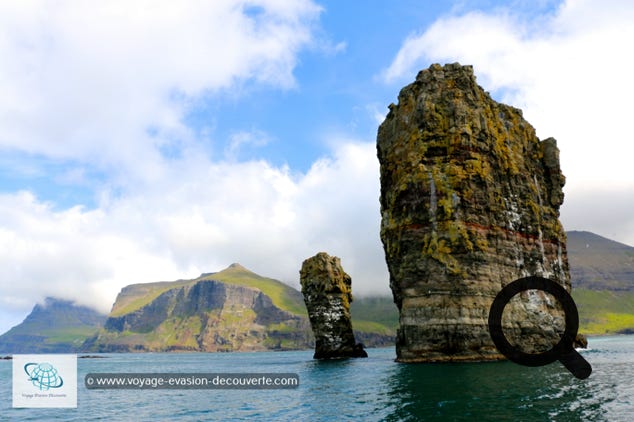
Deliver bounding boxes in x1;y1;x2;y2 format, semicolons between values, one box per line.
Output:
1;0;633;333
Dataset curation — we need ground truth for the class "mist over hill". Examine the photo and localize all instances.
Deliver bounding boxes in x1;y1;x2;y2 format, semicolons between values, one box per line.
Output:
0;298;106;353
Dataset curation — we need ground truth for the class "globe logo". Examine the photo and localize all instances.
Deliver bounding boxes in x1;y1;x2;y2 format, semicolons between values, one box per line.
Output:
24;362;64;390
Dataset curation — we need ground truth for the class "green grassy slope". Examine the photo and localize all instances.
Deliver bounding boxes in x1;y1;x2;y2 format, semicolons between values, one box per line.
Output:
110;263;307;318
573;288;634;335
18;235;634;353
567;231;634;335
110;280;193;317
199;264;307;316
350;296;398;334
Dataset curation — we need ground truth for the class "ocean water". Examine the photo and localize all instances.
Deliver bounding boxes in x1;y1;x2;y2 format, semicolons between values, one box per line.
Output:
1;335;632;421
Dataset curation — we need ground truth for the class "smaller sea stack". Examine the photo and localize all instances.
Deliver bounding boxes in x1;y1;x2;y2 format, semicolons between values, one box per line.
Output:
300;252;367;359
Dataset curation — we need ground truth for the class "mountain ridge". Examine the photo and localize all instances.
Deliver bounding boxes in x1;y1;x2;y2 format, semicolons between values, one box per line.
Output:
86;275;313;352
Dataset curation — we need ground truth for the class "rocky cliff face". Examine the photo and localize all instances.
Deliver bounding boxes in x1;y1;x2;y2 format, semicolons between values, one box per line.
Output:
88;266;312;352
377;63;569;362
300;253;367;358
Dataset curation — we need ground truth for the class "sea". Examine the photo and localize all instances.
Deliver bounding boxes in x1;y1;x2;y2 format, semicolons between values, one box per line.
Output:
1;335;632;421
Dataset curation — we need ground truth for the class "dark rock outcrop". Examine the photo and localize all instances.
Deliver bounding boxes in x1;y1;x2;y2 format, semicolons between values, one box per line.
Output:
377;63;570;362
300;253;367;359
574;333;588;349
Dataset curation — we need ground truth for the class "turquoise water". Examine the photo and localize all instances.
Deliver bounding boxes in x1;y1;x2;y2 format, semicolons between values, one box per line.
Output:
1;335;633;421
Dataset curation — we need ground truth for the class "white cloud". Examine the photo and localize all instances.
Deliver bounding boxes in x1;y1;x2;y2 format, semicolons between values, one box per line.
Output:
225;129;272;160
0;191;185;316
561;185;634;245
382;0;634;246
0;0;320;176
0;141;388;332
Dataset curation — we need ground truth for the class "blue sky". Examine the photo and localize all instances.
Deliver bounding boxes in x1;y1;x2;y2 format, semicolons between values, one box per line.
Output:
1;0;633;333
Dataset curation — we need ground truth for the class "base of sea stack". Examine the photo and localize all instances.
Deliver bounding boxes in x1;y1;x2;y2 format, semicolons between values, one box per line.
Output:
395;325;504;363
314;342;368;359
395;352;505;363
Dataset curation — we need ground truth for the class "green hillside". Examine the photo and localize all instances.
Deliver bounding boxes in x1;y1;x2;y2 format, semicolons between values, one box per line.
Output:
110;279;194;317
350;296;398;334
573;288;634;335
199;264;307;316
110;263;307;318
567;231;634;335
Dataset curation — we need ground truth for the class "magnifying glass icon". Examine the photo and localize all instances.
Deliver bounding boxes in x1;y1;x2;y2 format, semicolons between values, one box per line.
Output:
488;276;592;380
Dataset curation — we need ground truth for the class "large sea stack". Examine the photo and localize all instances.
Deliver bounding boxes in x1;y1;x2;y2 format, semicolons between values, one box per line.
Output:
377;63;570;362
300;252;367;359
